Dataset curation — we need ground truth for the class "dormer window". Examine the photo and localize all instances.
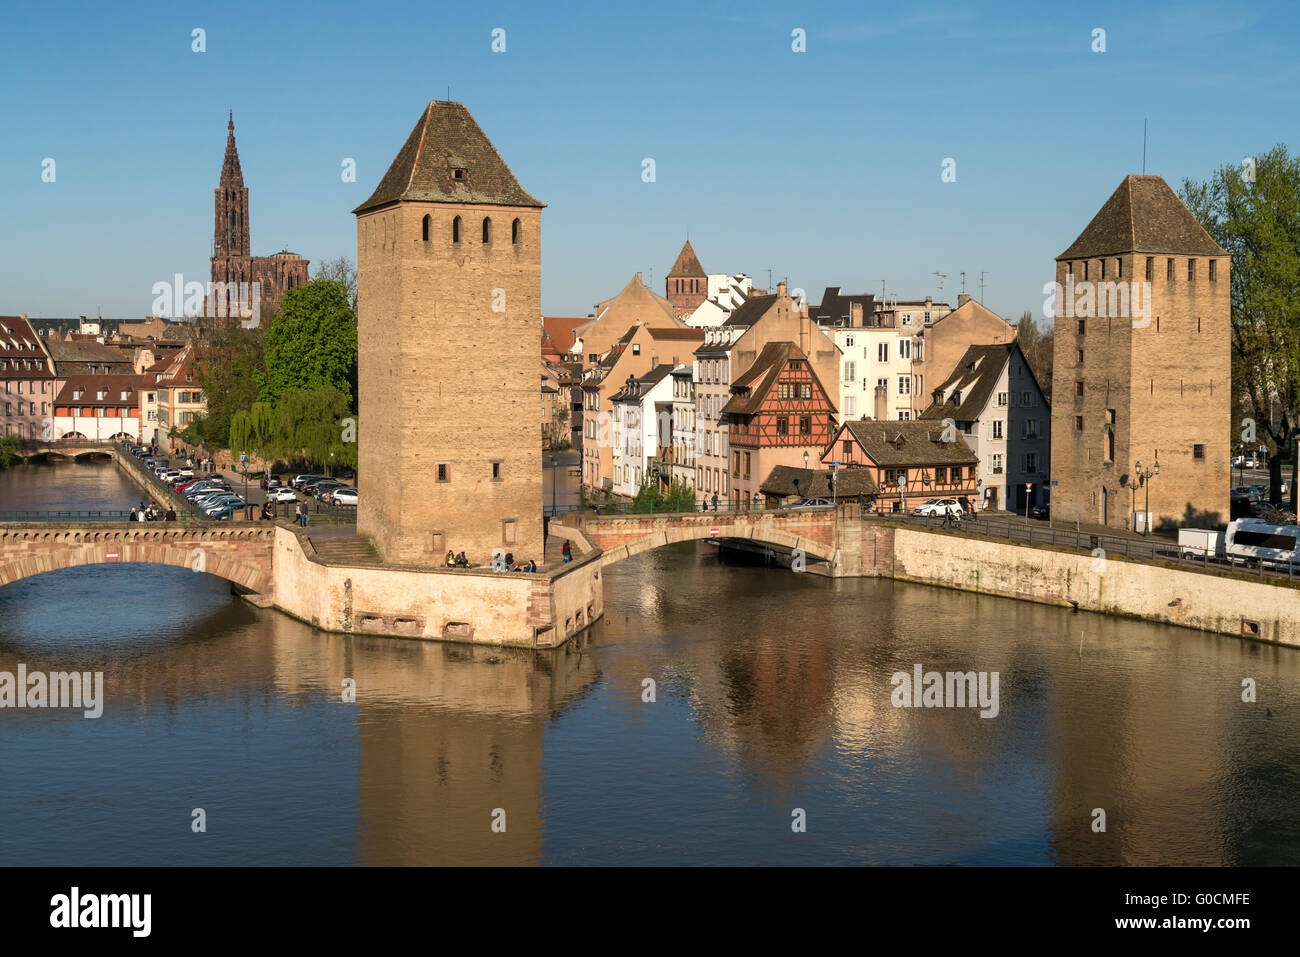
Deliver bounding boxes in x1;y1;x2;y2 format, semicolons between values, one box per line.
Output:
453;168;467;181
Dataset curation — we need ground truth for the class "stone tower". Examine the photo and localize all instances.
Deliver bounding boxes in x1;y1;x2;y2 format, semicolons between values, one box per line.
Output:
1050;174;1230;530
353;101;545;565
212;112;252;287
666;240;707;314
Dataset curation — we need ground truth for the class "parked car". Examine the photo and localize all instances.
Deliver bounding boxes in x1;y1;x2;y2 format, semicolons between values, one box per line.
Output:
292;474;325;489
314;484;346;502
780;497;833;510
912;498;963;517
1234;485;1262;504
177;468;194;479
265;487;295;503
330;488;358;505
1030;503;1050;520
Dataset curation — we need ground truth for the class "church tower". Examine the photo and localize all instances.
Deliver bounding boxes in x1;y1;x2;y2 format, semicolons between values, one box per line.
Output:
353;101;545;565
211;112;252;288
666;240;707;314
1050;174;1230;530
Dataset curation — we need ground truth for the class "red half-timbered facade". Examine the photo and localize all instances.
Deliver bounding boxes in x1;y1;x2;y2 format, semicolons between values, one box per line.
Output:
722;341;837;506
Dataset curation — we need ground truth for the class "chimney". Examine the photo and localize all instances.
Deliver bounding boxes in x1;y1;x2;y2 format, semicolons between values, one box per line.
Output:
850;302;863;325
958;293;971;306
777;281;787;298
635;272;643;284
924;297;932;307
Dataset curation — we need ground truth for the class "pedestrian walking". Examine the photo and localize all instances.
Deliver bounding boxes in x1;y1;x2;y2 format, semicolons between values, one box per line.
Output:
711;493;718;512
562;539;572;563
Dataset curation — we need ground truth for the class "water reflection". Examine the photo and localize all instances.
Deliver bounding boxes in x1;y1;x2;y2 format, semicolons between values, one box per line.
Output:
1;461;1299;865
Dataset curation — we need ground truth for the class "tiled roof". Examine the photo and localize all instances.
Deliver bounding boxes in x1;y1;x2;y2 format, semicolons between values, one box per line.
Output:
667;240;706;278
53;374;152;407
611;363;675;402
917;343;1013;421
353;101;544;214
1057;174;1228;260
721;293;776;327
811;287;876;325
646;327;706;341
760;465;878;498
722;341;803;416
842;419;978;467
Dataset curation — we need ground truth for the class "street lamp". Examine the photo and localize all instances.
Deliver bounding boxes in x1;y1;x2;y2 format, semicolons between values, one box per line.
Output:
1134;457;1159;535
550;453;557;515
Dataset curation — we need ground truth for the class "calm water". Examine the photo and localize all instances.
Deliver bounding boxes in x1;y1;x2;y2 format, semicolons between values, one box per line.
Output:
2;459;1299;865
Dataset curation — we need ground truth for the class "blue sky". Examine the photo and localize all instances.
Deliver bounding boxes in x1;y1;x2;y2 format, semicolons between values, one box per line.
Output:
1;0;1295;322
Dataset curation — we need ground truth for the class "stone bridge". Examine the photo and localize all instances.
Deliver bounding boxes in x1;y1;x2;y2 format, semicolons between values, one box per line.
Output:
12;440;121;461
0;523;276;598
556;507;856;572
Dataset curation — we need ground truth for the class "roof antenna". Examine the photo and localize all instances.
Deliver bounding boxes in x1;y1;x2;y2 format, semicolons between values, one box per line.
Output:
1142;118;1147;174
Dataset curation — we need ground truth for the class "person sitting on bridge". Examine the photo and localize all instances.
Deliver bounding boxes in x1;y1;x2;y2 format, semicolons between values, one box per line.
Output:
524;558;537;573
455;551;470;568
129;507;138;522
446;549;457;568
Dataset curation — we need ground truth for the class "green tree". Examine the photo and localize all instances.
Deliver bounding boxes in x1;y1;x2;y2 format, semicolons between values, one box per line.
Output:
314;257;357;314
193;323;266;449
1182;145;1300;508
261;279;357;408
272;386;356;472
0;434;21;469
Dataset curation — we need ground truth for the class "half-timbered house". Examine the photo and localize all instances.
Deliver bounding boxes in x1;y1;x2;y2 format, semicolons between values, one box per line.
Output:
721;341;837;507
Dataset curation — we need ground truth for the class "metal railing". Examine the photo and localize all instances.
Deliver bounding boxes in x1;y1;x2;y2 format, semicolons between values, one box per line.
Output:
0;509;141;522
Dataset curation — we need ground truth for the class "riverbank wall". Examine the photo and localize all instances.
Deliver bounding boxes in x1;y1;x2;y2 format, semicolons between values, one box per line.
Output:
269;527;604;648
852;524;1300;648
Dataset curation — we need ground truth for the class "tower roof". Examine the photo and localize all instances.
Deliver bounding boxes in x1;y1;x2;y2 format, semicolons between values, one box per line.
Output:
220;111;244;186
1057;174;1227;260
668;239;706;278
353;101;543;214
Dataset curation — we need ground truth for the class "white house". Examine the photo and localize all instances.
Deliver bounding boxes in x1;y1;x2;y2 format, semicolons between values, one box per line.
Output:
682;274;754;327
609;365;676;500
918;341;1049;512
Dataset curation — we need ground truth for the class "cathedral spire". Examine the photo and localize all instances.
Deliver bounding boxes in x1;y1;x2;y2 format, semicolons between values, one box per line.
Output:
221;111;243;185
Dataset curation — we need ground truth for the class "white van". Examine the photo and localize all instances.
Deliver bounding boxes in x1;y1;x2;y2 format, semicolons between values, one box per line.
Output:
1224;518;1300;568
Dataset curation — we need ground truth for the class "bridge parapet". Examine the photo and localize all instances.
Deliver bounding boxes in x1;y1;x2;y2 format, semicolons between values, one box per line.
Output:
0;522;277;596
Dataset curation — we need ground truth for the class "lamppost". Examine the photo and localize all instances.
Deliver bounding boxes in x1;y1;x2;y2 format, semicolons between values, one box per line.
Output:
550;453;557;515
1135;456;1159;535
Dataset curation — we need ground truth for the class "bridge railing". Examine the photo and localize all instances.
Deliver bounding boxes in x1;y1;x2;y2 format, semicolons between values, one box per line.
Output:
0;509;140;522
553;499;832;517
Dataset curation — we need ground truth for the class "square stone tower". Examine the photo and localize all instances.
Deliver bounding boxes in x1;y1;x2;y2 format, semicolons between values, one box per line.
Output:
1050;174;1230;530
353;101;544;565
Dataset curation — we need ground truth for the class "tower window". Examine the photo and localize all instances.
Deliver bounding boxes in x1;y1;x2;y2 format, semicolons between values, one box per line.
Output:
453;168;467;180
482;217;491;243
1075;416;1083;431
1100;259;1106;280
422;214;430;242
1194;444;1205;460
1209;260;1217;282
512;218;521;244
1167;258;1174;280
1084;261;1090;281
1075;380;1084;397
1116;258;1122;278
1145;257;1153;281
491;461;502;480
437;463;450;482
452;216;461;244
1188;259;1196;281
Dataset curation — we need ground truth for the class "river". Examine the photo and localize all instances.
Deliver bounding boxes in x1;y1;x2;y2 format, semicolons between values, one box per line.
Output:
1;458;1298;865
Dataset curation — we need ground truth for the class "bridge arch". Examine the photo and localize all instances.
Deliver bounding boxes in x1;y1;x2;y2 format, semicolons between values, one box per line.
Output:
0;525;274;596
559;512;838;569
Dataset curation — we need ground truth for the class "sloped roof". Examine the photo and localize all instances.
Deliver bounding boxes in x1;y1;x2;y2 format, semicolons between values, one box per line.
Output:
842;420;978;467
611;363;675;402
54;374;153;407
354;101;544;214
917;343;1012;421
811;287;876;325
1057;174;1227;260
721;293;776;327
722;341;806;415
667;240;706;278
760;465;878;498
